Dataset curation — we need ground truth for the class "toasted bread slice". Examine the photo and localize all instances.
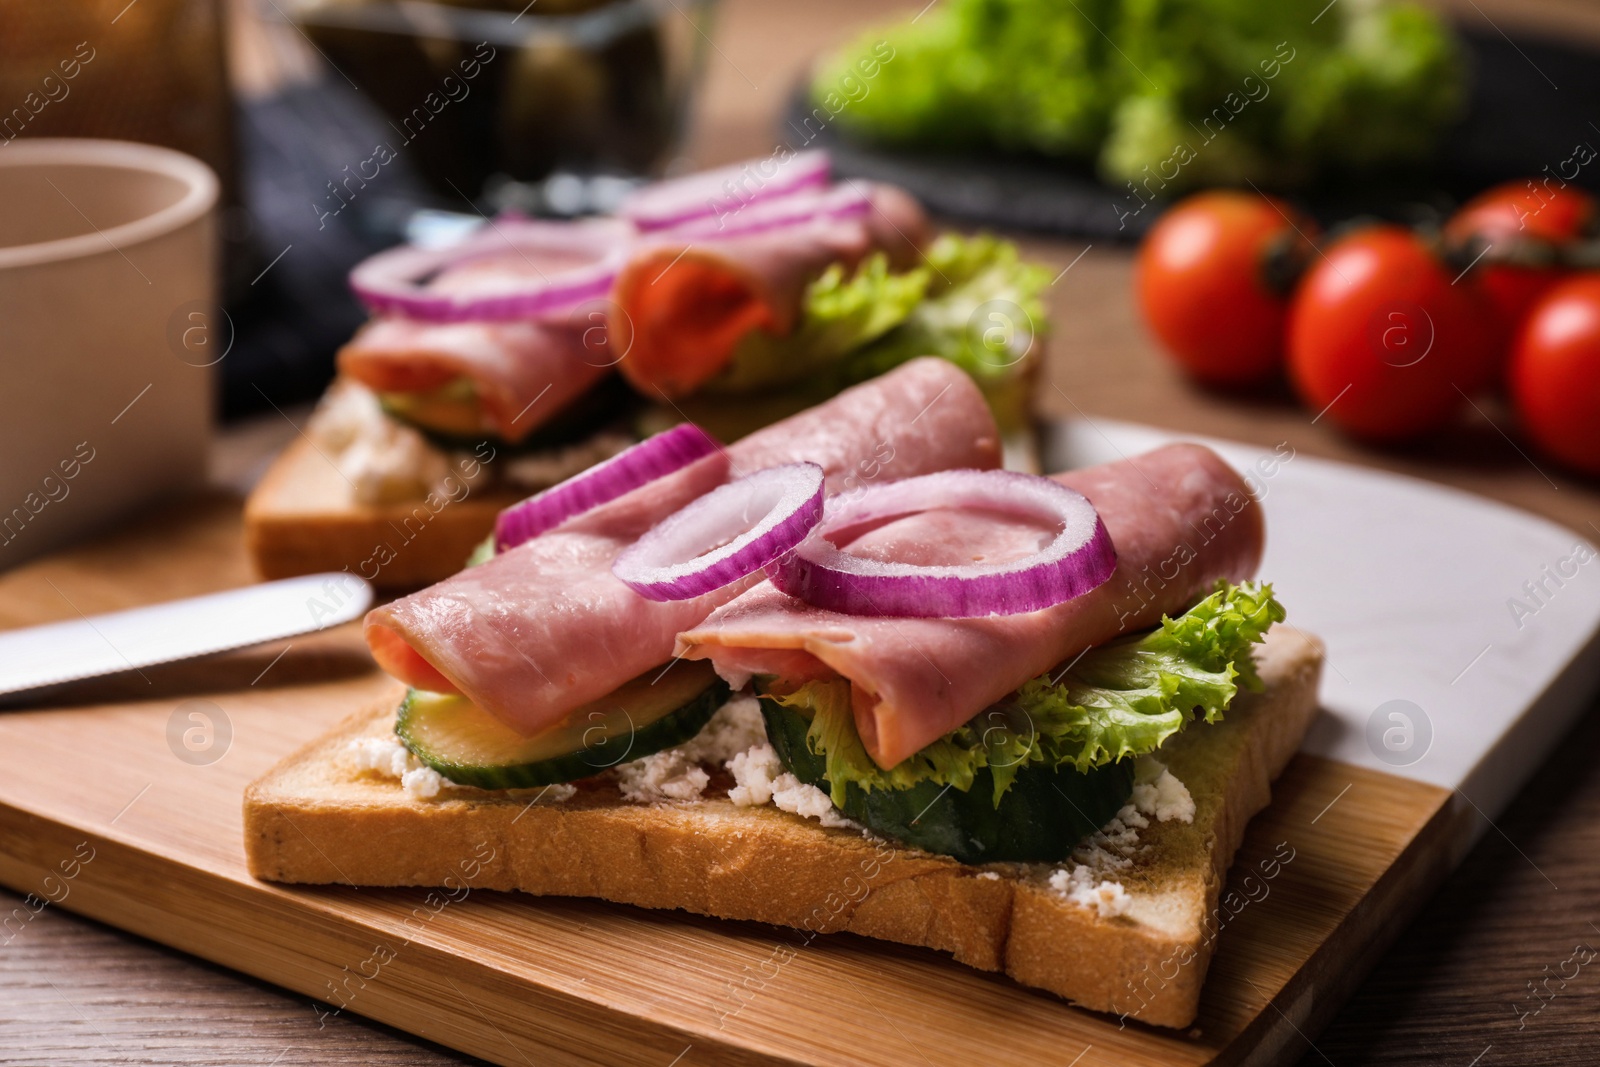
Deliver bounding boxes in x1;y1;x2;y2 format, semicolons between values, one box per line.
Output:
242;436;522;589
244;627;1322;1028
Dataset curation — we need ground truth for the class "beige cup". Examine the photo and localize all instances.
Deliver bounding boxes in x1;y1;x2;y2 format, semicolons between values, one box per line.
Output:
0;138;219;569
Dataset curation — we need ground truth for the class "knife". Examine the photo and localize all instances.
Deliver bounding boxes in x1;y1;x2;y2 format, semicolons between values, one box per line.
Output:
0;573;373;698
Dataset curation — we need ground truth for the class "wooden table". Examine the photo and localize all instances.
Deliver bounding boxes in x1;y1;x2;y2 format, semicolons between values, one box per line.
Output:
7;1;1600;1064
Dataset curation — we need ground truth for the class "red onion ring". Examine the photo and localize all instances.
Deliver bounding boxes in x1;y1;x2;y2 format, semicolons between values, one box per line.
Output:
617;150;832;233
612;463;825;602
349;219;633;323
771;470;1117;618
494;423;722;552
665;183;873;241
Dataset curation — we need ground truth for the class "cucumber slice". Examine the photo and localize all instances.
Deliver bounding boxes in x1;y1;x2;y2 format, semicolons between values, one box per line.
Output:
377;380;487;438
383;375;643;455
464;534;495;568
760;697;1133;864
398;660;730;789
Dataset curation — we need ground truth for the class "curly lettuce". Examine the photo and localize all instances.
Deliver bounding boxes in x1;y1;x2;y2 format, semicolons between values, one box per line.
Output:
839;234;1052;391
766;581;1285;807
817;0;1463;191
713;253;932;392
714;234;1049;429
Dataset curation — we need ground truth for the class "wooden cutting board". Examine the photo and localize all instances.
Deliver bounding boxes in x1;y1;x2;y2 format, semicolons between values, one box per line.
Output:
0;490;1466;1067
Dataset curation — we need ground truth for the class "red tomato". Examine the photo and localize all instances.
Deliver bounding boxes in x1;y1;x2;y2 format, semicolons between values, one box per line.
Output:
1136;191;1316;386
1510;274;1600;477
1287;226;1500;442
1445;180;1596;343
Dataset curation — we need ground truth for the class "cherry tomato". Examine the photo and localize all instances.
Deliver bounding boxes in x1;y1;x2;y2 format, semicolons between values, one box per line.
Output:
1509;274;1600;477
1445;180;1596;343
1287;226;1499;442
1136;191;1316;386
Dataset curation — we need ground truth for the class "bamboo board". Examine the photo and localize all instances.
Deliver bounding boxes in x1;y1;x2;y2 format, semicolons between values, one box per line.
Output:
0;493;1464;1066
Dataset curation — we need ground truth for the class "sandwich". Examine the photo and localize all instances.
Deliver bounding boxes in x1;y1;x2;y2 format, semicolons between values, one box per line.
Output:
246;359;1324;1028
244;151;1050;588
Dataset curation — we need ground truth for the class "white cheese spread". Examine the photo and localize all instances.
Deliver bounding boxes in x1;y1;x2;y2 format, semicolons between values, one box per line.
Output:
347;735;576;804
1049;866;1133;919
614;756;710;803
309;384;451;506
1048;759;1195;918
713;699;856;828
726;743;857;829
307;381;635;506
1132;757;1196;824
613;695;766;804
348;736;448;801
609;694;855;829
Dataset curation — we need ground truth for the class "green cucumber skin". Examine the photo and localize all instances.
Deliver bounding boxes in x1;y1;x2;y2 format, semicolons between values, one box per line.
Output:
397;677;730;790
385;376;643;456
759;698;1133;865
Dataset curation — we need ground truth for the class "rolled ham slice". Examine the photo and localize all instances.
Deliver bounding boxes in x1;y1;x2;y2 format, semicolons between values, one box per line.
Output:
337;318;609;443
339;220;630;443
608;183;931;399
676;443;1265;769
364;357;1002;735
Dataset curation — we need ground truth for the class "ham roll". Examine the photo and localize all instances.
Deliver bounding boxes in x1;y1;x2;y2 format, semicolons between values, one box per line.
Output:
338;223;629;443
364;357;1002;735
608;184;930;399
676;444;1265;768
338;317;609;443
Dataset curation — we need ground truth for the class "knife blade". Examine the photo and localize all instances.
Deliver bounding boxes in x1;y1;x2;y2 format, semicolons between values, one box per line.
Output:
0;572;373;698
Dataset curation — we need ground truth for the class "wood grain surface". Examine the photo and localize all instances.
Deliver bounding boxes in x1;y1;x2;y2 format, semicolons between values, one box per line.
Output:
0;491;1463;1067
5;0;1600;1063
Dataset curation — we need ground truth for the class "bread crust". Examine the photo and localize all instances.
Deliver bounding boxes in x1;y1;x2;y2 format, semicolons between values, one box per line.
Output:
244;627;1322;1028
243;436;521;588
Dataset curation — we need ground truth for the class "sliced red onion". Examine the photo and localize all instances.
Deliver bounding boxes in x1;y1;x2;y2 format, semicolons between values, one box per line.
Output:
612;463;825;602
494;423;722;552
772;470;1117;618
666;183;872;241
617;150;832;233
350;218;633;323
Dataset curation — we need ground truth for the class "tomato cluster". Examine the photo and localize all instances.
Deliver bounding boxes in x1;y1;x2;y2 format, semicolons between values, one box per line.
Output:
1134;183;1600;477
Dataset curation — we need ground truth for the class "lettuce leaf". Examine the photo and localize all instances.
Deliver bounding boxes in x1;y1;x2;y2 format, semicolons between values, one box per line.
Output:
816;0;1462;190
1279;3;1463;171
711;234;1047;409
465;534;495;568
788;676;989;806
838;234;1052;393
766;580;1284;807
713;254;931;392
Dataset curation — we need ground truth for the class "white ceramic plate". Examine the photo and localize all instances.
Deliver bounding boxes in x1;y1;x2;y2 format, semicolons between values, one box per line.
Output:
1043;419;1600;847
